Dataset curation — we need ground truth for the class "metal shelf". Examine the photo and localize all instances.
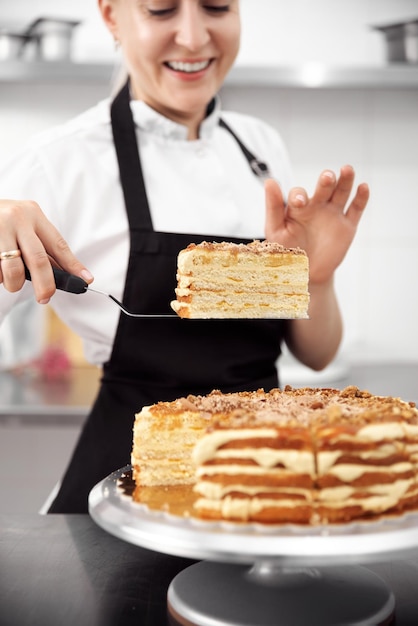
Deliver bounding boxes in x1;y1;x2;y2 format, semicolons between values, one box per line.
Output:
0;60;114;83
0;60;417;88
227;63;418;89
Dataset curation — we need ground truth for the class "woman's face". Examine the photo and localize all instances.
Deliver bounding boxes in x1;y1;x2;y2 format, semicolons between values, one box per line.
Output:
99;0;240;135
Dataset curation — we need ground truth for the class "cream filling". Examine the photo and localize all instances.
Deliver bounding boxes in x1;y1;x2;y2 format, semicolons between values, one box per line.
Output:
193;429;280;464
212;448;315;473
317;444;404;475
325;461;413;481
197;461;413;482
195;478;414;517
195;481;313;500
196;465;301;477
194;496;310;518
356;422;406;440
317;479;413;502
195;479;414;503
402;423;418;437
194;423;412;468
319;422;408;443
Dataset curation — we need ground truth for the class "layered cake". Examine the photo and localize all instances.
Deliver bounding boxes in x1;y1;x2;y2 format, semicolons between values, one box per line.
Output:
170;240;310;319
131;386;418;525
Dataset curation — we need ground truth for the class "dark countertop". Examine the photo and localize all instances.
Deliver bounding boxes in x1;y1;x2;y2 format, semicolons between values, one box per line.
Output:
0;514;194;626
1;514;418;626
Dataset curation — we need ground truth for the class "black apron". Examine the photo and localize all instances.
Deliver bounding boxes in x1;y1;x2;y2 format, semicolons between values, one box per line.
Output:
49;82;285;514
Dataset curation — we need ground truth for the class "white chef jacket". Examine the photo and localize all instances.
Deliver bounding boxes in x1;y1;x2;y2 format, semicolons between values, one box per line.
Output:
0;96;293;366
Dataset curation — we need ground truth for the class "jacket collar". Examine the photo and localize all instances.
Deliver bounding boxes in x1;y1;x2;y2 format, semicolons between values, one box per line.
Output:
129;96;221;141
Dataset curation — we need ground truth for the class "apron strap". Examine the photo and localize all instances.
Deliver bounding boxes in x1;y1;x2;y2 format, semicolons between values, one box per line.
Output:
110;81;154;231
218;118;272;179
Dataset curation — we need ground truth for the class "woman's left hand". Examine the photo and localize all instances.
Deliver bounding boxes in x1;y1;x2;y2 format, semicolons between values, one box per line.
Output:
264;165;369;285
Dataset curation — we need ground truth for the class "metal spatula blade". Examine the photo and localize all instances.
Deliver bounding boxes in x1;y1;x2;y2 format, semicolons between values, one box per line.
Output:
24;266;177;318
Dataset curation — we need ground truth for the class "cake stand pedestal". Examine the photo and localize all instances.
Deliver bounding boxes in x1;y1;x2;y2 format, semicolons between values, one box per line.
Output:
89;467;418;626
167;562;394;626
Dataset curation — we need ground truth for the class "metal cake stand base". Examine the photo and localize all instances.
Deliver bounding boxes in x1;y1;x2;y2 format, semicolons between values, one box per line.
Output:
167;561;395;626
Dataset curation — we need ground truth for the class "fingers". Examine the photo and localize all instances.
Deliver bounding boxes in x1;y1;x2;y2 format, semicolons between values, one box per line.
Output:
0;254;26;293
311;165;366;215
0;199;94;303
287;187;307;209
330;165;355;208
264;178;286;238
312;169;339;205
345;182;370;227
35;218;94;283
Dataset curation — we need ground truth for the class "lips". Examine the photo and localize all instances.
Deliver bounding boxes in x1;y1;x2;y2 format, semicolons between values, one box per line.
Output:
165;59;212;73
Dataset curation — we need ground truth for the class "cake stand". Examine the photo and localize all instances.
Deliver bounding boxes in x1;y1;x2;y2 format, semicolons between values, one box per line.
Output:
89;466;418;626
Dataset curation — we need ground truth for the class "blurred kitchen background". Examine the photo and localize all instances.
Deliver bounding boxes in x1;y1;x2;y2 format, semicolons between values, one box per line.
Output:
0;0;417;512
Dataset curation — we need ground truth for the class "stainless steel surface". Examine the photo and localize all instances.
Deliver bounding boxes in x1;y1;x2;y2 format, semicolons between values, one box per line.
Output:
89;466;418;567
88;287;177;318
227;64;418;88
0;61;418;88
0;362;416;419
0;367;100;420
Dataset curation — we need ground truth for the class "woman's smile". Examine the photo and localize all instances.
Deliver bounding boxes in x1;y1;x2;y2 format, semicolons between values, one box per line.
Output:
164;58;213;73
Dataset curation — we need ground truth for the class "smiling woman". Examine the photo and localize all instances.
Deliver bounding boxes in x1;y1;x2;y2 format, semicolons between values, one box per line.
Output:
0;0;368;518
98;0;241;138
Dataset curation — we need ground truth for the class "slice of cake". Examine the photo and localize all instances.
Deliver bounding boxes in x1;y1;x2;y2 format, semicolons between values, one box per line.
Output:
131;386;418;525
170;240;309;319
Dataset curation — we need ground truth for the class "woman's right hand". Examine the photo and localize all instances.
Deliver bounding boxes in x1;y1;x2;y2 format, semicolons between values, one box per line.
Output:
0;199;94;304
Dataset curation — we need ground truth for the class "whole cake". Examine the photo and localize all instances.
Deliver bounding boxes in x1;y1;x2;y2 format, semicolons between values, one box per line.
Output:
170;240;310;319
131;386;418;525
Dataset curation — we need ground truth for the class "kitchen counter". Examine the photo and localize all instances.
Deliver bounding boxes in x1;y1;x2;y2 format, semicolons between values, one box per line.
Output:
1;514;418;626
0;366;101;423
0;362;417;422
0;367;101;513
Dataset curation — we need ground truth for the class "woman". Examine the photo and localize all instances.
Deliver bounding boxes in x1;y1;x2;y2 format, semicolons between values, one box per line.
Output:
0;0;369;514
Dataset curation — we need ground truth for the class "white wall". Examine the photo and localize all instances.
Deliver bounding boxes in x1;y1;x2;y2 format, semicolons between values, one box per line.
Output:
0;0;417;365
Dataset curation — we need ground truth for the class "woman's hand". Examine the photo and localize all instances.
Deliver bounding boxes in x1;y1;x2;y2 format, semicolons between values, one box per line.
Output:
0;199;93;303
265;165;369;285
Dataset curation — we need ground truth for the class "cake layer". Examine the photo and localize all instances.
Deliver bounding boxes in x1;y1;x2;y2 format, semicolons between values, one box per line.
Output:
172;293;309;319
131;400;211;486
171;240;310;319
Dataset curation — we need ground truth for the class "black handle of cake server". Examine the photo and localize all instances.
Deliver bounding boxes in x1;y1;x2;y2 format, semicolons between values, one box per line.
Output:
24;264;88;295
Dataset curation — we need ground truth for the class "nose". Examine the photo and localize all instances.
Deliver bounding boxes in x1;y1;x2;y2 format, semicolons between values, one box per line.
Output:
174;4;210;51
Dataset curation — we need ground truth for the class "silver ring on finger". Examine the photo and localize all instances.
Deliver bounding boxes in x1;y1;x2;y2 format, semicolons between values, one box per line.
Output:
0;249;22;260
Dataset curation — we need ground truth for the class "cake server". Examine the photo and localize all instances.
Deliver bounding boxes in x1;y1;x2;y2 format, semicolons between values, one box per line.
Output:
24;266;176;318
